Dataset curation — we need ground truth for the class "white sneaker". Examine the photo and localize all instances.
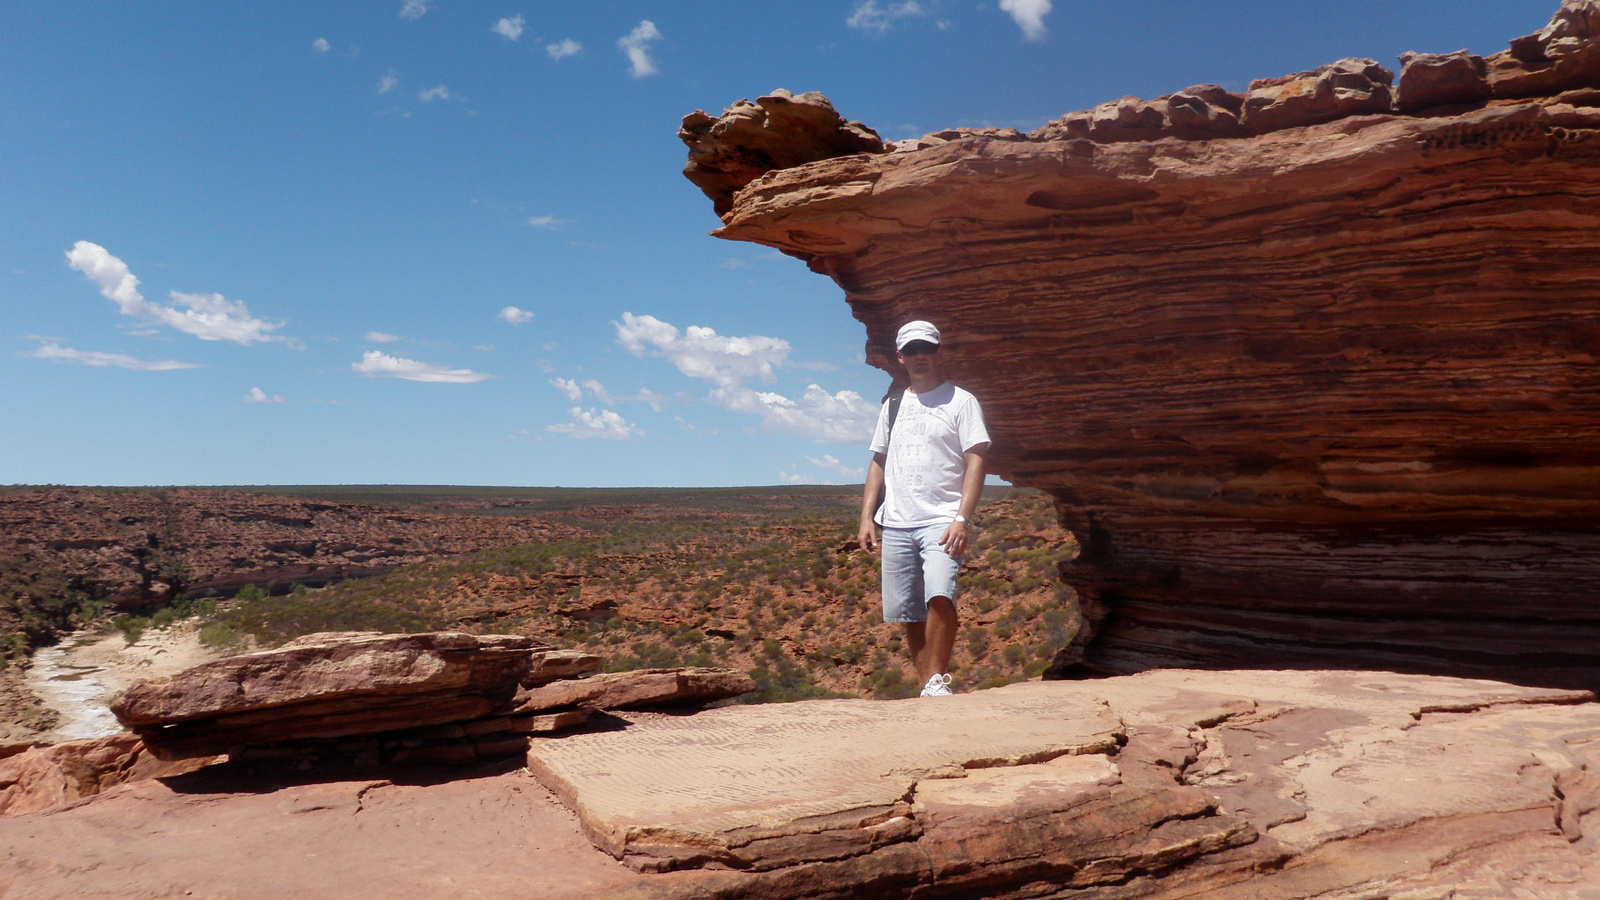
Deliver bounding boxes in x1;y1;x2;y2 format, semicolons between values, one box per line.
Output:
920;673;953;697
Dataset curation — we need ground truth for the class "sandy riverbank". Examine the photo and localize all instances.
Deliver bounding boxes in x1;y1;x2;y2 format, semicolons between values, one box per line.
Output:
21;622;227;744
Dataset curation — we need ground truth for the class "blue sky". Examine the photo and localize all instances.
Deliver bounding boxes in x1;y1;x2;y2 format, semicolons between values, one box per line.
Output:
1;1;1560;487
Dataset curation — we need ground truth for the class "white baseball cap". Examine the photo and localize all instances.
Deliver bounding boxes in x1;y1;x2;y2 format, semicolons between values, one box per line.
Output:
895;320;941;351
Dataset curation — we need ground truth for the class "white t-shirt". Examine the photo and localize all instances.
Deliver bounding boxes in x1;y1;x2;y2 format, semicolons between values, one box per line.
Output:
869;382;989;528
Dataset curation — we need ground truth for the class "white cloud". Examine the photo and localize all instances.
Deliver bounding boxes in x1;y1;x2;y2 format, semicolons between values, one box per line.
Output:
547;38;581;60
618;20;661;77
1000;0;1051;40
499;306;535;324
352;350;493;383
492;15;525;40
549;377;615;404
399;0;431;20
635;387;667;412
418;85;456;102
615;312;789;389
366;331;402;343
312;37;331;53
550;377;583;402
779;455;867;485
378;70;400;94
65;241;286;345
546;407;642;440
65;240;141;312
22;340;202;371
526;215;564;229
616;312;876;443
847;1;928;33
244;387;286;403
808;453;866;480
711;383;877;443
162;291;285;344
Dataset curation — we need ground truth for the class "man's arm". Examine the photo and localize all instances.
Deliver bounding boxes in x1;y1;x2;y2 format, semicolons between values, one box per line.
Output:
939;443;989;559
858;452;886;554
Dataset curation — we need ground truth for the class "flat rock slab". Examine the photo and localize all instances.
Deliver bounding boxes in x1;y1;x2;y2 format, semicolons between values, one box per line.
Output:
527;687;1123;870
7;670;1600;900
0;765;664;900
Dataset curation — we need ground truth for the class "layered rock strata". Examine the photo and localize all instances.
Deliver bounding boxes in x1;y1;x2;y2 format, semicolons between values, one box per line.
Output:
0;732;215;816
110;631;754;766
681;2;1600;690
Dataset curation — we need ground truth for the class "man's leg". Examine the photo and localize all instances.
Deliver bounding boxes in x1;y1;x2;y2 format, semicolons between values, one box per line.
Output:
903;621;929;684
881;526;932;684
918;521;962;693
924;596;957;679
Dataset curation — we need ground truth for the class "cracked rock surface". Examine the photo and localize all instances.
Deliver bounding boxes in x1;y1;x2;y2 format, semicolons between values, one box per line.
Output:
4;670;1596;899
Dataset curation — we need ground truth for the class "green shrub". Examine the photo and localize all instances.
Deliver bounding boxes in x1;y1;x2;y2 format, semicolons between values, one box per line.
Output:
860;666;913;699
198;621;246;652
115;615;147;645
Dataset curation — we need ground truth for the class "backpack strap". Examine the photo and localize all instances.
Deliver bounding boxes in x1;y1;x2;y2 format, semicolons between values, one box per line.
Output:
884;389;905;446
874;389;906;517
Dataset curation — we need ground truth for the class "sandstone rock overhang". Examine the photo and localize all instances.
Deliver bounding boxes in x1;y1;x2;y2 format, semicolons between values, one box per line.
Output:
680;2;1600;692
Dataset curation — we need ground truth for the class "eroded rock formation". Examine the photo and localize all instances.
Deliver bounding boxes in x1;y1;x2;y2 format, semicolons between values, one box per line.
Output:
109;631;753;766
681;3;1600;691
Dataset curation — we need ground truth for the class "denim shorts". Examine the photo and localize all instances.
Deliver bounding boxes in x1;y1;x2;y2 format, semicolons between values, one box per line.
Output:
880;522;961;623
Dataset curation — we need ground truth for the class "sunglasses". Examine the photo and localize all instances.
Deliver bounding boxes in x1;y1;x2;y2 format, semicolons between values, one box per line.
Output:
900;342;938;357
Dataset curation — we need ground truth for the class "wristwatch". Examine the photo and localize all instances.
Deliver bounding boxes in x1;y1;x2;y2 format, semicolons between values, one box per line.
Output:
953;515;968;524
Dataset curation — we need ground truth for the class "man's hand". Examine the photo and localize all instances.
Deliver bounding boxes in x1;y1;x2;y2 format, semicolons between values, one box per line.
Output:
858;451;887;556
858;521;879;555
938;520;969;559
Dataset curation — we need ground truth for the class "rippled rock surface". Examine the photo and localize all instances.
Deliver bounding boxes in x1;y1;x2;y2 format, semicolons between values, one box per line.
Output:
681;2;1600;691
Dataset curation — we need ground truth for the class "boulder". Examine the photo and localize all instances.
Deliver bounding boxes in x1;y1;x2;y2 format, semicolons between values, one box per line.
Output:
113;632;555;758
1165;84;1247;138
1491;0;1600;97
1396;49;1490;111
1087;96;1172;143
1242;58;1395;132
107;631;745;768
678;89;886;217
1031;86;1246;143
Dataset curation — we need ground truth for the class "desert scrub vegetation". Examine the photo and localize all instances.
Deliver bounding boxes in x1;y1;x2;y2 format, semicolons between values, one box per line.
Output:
170;485;1081;700
0;557;103;666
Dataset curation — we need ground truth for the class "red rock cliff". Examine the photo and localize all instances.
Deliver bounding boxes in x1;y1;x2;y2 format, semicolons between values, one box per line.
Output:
681;6;1600;690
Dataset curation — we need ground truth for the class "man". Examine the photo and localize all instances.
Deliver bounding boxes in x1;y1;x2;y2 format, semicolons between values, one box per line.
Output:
858;320;989;698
